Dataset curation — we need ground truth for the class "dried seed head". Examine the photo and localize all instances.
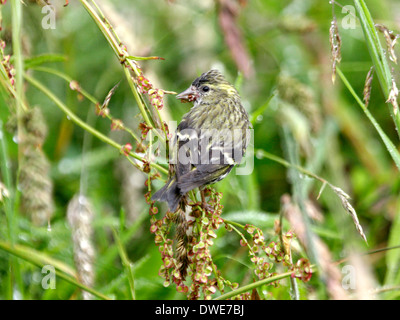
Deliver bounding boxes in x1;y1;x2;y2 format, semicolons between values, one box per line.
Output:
329;17;342;84
19;148;54;225
363;66;374;107
329;185;367;243
19;107;54;226
102;82;120;110
174;209;190;279
67;194;95;300
375;24;399;64
386;74;399;115
0;182;9;202
23;107;48;145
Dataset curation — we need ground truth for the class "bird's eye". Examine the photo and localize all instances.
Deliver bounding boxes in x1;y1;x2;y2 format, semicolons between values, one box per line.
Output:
202;86;210;92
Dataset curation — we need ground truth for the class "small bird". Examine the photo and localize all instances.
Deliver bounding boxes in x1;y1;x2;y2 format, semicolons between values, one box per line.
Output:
152;69;251;212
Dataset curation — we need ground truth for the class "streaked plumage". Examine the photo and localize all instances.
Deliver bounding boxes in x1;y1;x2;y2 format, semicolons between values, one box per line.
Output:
152;69;251;211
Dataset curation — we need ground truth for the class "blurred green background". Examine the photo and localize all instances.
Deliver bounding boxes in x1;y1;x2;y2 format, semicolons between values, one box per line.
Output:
0;0;400;300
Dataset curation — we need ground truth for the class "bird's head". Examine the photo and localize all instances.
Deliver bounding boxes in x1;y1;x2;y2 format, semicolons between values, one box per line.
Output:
176;69;237;103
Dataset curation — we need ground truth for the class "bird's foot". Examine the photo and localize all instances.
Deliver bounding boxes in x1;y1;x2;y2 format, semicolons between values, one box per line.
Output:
200;189;214;212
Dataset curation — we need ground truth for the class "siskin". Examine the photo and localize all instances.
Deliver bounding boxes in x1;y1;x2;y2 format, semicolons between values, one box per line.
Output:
152;69;251;211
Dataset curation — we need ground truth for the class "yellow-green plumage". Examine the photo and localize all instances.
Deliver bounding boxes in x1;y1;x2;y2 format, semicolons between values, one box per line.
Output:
152;69;251;211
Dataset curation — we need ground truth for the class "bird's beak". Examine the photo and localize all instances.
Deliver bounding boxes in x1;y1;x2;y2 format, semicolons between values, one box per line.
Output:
176;85;197;102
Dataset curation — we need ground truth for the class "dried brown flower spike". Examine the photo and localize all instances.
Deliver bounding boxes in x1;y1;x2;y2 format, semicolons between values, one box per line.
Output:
363;66;374;107
387;73;399;115
19;107;54;226
67;194;95;300
329;185;367;244
375;23;399;64
329;17;342;84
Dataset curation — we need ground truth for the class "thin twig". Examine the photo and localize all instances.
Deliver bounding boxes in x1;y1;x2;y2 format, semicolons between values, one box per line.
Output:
24;73;168;176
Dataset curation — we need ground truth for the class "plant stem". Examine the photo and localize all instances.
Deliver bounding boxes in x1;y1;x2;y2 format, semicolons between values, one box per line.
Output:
123;67;153;128
337;67;400;171
24;73;168;176
256;149;329;185
112;229;136;300
10;0;25;299
354;0;400;138
0;121;15;300
79;0;155;130
214;266;316;300
223;219;245;229
32;66;98;103
278;205;299;300
32;66;141;143
0;241;111;300
226;222;256;256
216;244;400;300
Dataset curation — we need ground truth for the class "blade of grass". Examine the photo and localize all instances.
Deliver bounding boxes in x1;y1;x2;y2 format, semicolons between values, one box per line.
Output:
24;54;67;70
281;125;317;298
0;120;15;299
256;148;367;242
256;149;334;185
0;241;76;277
278;199;299;300
354;0;400;138
384;197;400;299
303;120;336;194
337;67;400;171
96;209;150;275
9;0;25;299
112;228;136;300
250;91;276;124
0;122;14;243
0;241;111;300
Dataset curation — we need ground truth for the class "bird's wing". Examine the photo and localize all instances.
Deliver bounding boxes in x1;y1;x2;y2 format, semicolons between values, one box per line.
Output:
174;120;198;179
174;123;239;194
174;99;250;194
177;165;233;194
175;118;233;175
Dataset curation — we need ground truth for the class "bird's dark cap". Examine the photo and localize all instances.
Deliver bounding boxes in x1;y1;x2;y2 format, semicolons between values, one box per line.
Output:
192;69;230;88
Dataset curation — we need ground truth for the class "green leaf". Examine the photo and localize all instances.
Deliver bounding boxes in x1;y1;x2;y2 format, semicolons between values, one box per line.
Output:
24;54;67;70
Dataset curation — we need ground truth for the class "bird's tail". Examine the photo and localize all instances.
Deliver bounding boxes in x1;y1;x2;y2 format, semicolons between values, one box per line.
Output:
174;210;190;278
151;178;182;212
152;178;190;278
